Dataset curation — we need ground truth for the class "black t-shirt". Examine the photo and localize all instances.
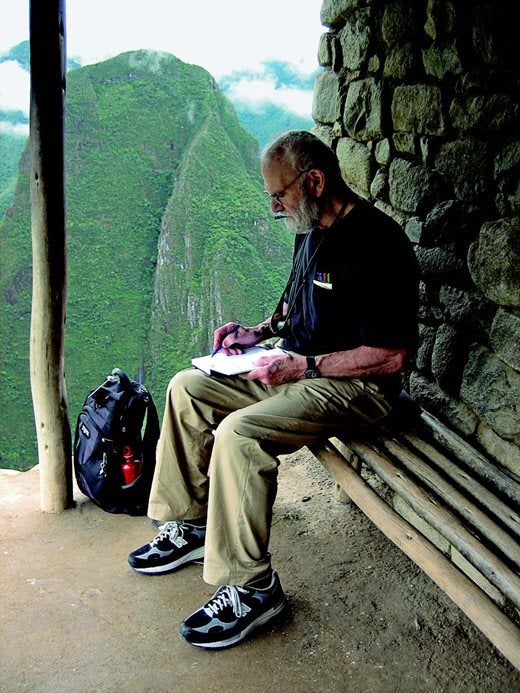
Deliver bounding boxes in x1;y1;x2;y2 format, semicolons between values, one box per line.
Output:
278;199;419;358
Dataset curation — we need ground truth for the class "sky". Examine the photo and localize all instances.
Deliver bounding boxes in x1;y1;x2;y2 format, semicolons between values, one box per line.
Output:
0;0;324;119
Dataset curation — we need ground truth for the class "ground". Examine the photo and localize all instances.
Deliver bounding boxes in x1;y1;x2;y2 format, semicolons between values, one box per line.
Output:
1;450;519;693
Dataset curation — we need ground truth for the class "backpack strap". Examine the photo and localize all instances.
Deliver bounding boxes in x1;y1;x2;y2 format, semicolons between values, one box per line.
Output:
142;392;160;452
111;367;160;453
111;368;131;389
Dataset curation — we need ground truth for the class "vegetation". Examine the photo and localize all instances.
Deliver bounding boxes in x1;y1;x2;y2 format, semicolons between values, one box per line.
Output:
0;50;293;470
0;130;26;217
230;102;313;150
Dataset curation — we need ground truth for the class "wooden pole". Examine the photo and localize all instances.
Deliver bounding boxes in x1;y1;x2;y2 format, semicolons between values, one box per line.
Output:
29;0;73;511
310;441;520;671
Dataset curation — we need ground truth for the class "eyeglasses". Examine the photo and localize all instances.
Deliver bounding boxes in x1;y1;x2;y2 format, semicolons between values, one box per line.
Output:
263;170;308;204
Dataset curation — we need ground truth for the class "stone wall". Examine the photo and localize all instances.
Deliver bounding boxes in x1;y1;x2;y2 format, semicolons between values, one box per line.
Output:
312;0;519;478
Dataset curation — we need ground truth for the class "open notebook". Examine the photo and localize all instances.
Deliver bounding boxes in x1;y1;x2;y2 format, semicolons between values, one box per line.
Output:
191;346;286;376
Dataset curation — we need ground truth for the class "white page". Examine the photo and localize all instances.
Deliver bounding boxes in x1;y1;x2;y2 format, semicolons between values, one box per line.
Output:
191;346;286;376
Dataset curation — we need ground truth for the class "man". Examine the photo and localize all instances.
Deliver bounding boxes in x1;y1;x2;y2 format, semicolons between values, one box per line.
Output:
128;130;419;649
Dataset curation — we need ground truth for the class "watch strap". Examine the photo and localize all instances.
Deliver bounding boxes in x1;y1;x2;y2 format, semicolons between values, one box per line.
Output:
304;355;320;378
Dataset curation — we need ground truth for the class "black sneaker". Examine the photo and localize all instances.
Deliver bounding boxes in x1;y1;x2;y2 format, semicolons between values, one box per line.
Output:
128;521;205;574
179;570;286;649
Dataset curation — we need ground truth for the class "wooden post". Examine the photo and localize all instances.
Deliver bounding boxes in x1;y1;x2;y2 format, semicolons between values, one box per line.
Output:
29;0;73;511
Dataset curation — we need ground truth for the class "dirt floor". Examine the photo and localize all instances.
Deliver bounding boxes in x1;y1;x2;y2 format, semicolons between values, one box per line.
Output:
1;450;519;693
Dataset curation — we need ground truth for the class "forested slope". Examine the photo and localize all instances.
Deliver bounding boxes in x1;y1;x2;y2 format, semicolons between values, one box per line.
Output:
0;50;292;470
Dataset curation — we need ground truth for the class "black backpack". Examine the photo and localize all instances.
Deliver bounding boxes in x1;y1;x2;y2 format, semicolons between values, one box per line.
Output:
74;368;160;515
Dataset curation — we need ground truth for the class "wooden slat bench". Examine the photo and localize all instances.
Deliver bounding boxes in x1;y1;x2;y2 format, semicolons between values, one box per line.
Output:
309;394;520;670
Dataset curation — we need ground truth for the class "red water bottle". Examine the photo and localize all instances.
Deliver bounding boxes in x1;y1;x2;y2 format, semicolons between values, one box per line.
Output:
122;445;141;487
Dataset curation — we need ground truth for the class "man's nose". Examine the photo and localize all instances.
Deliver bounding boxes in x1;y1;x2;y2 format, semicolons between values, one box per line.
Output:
271;197;283;212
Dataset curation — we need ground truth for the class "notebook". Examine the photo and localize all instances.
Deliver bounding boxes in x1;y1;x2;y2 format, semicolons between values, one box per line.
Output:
191;346;286;376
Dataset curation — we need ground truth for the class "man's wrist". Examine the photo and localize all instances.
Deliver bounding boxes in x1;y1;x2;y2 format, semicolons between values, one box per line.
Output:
303;355;321;379
253;320;274;340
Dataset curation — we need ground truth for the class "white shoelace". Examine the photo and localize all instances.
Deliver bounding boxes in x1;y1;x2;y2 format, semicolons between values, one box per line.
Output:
151;521;183;547
204;585;249;619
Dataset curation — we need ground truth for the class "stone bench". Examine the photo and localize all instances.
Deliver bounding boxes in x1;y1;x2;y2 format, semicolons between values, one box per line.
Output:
308;393;520;670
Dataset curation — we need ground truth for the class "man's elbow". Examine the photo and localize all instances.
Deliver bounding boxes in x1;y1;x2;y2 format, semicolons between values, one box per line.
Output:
387;348;408;375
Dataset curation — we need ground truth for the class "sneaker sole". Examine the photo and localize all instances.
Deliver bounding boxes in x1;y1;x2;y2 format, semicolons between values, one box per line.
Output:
129;546;205;574
178;597;287;649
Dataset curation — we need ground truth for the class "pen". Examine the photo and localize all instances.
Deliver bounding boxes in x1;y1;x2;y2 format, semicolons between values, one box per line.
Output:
211;323;240;357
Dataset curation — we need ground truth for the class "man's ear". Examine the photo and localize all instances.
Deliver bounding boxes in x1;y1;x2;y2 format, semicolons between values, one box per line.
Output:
307;168;326;197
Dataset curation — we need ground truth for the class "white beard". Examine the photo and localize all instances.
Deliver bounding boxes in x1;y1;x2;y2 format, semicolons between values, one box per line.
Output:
286;191;322;234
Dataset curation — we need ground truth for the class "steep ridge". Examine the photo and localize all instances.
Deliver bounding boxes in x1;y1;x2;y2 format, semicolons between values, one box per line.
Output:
0;41;79;216
0;50;292;470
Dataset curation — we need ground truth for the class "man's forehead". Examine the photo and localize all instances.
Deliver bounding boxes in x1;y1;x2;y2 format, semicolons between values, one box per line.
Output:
261;157;295;183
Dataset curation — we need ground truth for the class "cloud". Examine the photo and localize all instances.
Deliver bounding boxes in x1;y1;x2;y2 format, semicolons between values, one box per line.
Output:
0;120;29;136
61;0;323;78
0;61;30;114
219;61;320;118
0;0;323;119
227;77;313;117
127;50;172;74
1;0;324;78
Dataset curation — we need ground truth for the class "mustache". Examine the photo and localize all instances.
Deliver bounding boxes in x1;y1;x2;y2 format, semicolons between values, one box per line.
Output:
272;192;322;227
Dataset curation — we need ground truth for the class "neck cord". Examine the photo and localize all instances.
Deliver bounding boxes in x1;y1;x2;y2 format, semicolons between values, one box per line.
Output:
271;197;351;334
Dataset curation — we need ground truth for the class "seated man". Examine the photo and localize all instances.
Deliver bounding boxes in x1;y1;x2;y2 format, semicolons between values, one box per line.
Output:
128;130;419;650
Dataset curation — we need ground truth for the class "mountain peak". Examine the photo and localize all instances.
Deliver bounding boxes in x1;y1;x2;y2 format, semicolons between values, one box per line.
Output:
0;39;81;72
0;41;30;71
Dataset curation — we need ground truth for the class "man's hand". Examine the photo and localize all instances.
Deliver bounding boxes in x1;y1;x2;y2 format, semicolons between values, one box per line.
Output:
212;322;261;355
242;352;306;387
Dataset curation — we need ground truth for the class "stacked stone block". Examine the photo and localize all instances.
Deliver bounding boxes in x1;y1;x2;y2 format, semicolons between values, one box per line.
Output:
313;0;519;477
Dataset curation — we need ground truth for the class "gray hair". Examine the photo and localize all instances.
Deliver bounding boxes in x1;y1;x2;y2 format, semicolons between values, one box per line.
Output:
262;130;350;197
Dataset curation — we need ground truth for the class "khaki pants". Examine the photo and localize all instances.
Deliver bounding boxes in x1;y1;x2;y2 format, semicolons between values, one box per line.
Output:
148;367;393;586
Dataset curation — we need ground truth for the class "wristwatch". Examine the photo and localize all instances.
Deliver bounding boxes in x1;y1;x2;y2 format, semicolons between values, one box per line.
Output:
304;355;320;379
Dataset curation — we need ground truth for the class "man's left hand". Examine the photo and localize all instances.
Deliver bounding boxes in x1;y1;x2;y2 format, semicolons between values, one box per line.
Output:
241;353;305;387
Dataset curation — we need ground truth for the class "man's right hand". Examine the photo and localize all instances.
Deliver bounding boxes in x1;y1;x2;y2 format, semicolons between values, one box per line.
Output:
212;322;260;355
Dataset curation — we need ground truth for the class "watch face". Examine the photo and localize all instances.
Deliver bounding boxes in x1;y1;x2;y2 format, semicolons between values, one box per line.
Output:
305;369;319;379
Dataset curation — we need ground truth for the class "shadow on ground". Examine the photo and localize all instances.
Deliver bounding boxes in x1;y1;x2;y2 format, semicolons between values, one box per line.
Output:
1;452;519;693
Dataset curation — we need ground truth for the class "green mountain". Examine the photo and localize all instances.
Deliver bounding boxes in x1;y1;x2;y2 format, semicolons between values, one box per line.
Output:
0;46;317;220
0;50;292;471
0;42;32;218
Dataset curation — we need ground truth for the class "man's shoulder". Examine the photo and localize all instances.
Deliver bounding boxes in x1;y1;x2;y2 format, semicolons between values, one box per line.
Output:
350;198;401;231
334;199;405;248
333;199;418;275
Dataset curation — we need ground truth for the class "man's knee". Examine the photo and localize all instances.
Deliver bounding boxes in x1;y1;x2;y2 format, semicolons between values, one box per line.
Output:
213;409;242;442
213;409;263;446
167;367;210;402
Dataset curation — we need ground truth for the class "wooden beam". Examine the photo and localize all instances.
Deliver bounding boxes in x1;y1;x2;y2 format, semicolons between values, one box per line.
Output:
29;0;72;511
377;437;520;570
401;432;520;540
346;438;520;608
420;410;520;506
310;441;520;671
